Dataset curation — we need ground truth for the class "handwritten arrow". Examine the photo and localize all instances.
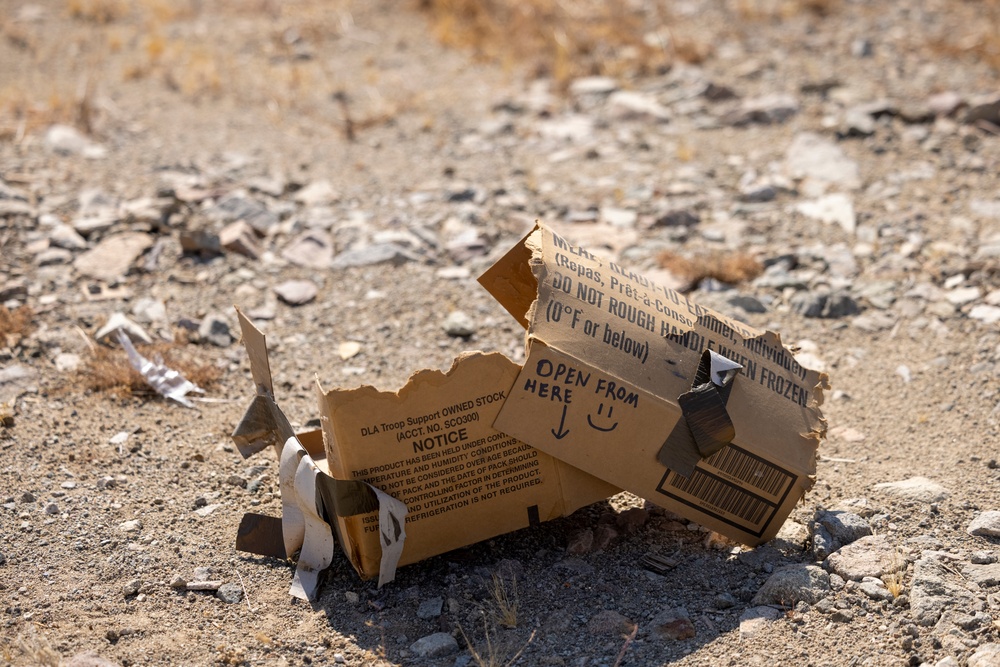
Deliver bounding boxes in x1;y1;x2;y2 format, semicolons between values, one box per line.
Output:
551;405;570;440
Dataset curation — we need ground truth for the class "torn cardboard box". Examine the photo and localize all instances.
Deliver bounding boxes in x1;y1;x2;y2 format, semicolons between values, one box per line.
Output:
479;223;827;546
232;308;619;597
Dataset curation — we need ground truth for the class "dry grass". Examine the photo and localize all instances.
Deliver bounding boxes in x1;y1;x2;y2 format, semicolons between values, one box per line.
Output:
657;250;763;288
928;0;1000;72
489;572;518;629
76;340;221;400
0;305;34;346
882;549;907;598
458;568;533;667
416;0;704;88
5;625;60;667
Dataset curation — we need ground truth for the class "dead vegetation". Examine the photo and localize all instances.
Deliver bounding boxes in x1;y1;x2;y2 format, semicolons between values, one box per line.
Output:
416;0;706;88
76;340;221;400
458;567;535;667
657;250;763;289
0;304;34;346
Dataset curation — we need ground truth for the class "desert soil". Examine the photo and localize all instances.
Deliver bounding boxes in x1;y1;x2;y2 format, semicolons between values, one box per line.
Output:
1;1;1000;666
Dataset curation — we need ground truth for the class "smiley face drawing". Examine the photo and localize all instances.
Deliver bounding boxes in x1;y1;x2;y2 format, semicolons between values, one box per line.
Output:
586;402;619;432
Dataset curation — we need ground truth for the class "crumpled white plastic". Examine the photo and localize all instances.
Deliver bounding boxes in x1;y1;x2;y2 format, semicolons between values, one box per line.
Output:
116;330;205;408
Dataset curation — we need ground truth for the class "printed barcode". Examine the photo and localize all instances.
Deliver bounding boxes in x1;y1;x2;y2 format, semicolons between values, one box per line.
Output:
705;446;791;498
667;469;772;526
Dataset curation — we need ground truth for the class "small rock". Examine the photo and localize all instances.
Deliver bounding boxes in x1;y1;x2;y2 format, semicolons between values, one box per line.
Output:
739;606;781;638
651;608;696;641
409;633;458;659
119;520;141;533
44;501;59;515
216;583;244;604
784;132;861;194
566;529;594;556
607;90;671;123
858;577;894;602
968;643;1000;667
972;551;997;565
587;609;635;635
219;220;261;259
186;580;223;591
727;294;767;314
714;592;736;609
64;653;121;667
207;195;278;235
198;313;233;347
281;231;334;269
616;507;649;533
791;291;861;319
54;353;81;373
963;563;1000;587
969;511;1000;538
169;575;187;589
723;93;798;126
338;341;362;360
293;180;339;206
873;476;949;503
344;591;359;604
194;504;222;517
569;76;618;97
831;609;854;623
73;232;154;283
20;491;36;503
123;579;141;597
97;476;116;490
45;124;107;158
826;534;904;581
274;280;318;306
795;193;856;234
331;242;418;269
812;510;872;560
928;91;963;116
417;597;443;620
443;311;476;338
969;305;1000;325
753;563;830;606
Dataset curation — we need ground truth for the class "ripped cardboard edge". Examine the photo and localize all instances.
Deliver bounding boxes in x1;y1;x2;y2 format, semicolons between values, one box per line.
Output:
479;223;829;545
230;307;407;598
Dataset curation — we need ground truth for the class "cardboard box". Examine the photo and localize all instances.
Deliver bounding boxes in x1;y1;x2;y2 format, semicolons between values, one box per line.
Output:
232;309;619;591
479;223;828;545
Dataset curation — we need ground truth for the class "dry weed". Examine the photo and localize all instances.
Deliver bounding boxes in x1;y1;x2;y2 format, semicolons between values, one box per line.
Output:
490;572;518;629
927;0;1000;72
657;250;763;288
882;549;907;598
0;305;34;346
76;340;221;399
416;0;691;88
11;625;60;667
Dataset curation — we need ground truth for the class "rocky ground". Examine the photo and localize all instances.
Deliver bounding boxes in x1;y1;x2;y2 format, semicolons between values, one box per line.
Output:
2;0;1000;665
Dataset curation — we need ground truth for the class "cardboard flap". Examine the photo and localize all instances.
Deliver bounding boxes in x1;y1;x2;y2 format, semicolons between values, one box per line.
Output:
236;307;273;396
477;226;539;330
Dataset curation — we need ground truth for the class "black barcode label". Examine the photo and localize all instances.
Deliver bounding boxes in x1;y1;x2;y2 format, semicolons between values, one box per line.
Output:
656;444;796;538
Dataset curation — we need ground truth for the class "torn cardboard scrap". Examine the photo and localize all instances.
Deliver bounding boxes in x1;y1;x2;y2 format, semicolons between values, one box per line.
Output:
479;223;828;546
232;308;618;596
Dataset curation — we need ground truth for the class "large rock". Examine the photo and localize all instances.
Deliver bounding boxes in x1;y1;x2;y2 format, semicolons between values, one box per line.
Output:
910;551;981;626
812;510;872;560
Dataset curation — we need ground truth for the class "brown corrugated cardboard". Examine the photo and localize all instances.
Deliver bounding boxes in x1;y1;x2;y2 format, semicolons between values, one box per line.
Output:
479;223;828;546
317;351;620;580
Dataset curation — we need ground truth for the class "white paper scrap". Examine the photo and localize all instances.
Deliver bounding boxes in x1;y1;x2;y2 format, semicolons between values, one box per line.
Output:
707;350;743;386
116;330;204;408
289;451;335;601
370;485;408;588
